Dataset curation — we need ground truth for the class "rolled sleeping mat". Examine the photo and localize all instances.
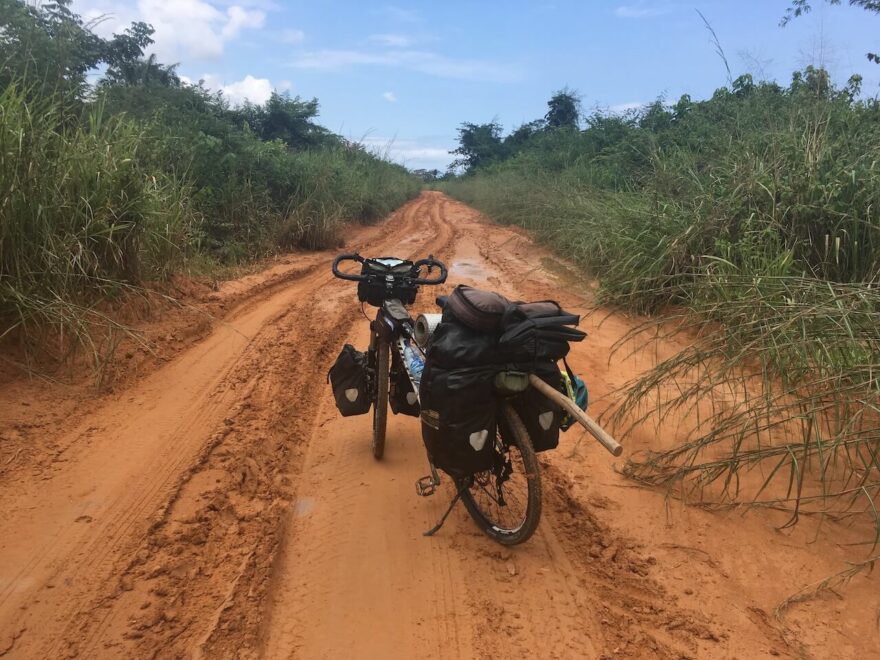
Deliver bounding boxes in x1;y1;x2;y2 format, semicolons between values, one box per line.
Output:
414;313;443;348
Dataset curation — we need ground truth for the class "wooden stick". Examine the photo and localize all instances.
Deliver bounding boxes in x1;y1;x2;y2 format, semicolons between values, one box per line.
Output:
528;374;623;457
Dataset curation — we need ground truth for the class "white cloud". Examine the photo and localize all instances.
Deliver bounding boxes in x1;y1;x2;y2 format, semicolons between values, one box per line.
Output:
280;28;305;44
202;73;273;105
74;0;265;61
222;5;264;39
361;137;452;169
614;4;670;19
382;91;397;102
290;49;521;82
369;33;414;48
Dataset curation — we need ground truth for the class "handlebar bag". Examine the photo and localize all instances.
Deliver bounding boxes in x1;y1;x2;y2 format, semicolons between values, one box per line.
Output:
328;344;372;416
358;257;418;307
389;350;420;417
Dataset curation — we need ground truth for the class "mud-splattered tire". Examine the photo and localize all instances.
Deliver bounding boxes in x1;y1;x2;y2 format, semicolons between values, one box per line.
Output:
459;403;542;545
372;339;389;460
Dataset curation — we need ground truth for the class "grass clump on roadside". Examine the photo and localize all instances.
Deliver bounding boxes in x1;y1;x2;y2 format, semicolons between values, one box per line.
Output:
439;70;880;555
0;0;419;370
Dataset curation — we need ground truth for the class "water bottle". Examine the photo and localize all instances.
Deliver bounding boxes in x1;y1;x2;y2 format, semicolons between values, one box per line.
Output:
403;342;425;390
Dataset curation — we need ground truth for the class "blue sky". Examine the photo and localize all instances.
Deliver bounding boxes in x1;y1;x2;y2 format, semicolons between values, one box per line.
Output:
75;1;880;170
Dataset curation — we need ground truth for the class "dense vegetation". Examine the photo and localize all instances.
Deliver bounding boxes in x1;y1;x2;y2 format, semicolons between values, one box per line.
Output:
0;0;419;360
440;66;880;548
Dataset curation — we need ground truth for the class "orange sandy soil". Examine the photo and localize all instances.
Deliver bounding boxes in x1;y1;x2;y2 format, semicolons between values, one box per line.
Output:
0;192;877;659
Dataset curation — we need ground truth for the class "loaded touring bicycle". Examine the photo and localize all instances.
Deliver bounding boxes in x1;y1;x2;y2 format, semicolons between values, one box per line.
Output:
330;253;621;545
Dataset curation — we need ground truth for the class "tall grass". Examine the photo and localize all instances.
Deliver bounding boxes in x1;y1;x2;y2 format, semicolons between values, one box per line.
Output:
0;81;419;368
440;71;880;554
0;85;196;360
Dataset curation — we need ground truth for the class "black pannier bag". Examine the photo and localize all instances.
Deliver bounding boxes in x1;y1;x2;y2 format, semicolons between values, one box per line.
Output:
328;344;372;416
357;257;418;307
389;350;420;417
421;285;588;475
510;361;563;452
419;363;498;479
426;307;504;368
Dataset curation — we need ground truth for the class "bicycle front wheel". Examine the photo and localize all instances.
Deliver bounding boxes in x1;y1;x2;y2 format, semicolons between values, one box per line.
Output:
372;338;389;460
459;402;542;545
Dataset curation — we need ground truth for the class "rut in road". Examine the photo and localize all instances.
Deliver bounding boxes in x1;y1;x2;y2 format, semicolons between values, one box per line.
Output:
2;192;791;659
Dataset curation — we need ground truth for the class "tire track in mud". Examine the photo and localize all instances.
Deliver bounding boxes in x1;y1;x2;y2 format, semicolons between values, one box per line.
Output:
257;193;471;659
0;193;734;659
0;195;439;658
58;193;461;658
436;198;727;658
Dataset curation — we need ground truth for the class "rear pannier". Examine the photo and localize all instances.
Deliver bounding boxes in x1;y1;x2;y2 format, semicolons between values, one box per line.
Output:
420;284;588;478
419;364;498;479
328;344;372;416
511;362;564;453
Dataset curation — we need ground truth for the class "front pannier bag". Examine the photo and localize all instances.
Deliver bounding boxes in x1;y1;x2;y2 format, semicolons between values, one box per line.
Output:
389;350;420;417
328;344;372;416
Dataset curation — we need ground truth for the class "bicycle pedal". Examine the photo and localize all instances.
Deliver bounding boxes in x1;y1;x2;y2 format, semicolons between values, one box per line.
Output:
415;476;437;497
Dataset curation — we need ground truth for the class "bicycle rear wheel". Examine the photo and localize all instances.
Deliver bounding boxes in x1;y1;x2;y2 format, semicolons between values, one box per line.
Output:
372;338;389;460
459;403;542;545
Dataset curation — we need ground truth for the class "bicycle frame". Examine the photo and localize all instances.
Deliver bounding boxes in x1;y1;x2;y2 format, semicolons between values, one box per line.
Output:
369;299;439;490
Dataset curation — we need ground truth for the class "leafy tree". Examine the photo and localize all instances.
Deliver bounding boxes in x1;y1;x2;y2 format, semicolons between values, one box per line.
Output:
451;121;505;172
783;1;879;62
545;88;581;129
412;168;441;182
0;0;153;100
504;119;547;153
639;99;673;133
233;93;330;150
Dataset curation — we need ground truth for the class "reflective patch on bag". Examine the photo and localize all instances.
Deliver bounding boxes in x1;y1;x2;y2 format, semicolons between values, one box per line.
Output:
345;388;359;402
406;392;418;405
538;411;554;430
469;429;489;451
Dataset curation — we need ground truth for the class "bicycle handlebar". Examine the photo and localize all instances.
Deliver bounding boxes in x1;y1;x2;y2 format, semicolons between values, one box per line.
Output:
331;253;448;286
331;253;367;281
412;255;448;285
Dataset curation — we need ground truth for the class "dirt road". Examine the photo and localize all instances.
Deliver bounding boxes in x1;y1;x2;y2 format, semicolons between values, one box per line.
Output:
0;192;876;659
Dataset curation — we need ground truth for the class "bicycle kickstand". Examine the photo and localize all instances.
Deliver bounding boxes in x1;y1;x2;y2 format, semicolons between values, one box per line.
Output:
423;483;468;537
